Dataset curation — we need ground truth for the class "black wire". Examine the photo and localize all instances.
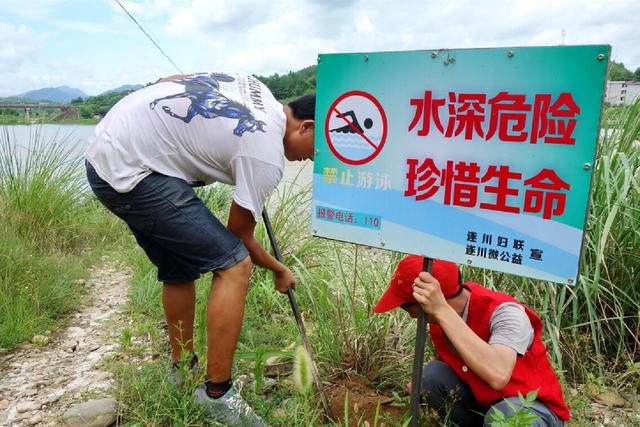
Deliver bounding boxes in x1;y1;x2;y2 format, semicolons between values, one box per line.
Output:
113;0;183;74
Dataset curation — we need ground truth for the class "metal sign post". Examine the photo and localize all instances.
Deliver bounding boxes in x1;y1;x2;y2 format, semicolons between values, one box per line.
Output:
409;257;432;426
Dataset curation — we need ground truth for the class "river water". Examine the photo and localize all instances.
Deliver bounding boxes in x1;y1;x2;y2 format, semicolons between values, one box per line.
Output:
0;124;313;189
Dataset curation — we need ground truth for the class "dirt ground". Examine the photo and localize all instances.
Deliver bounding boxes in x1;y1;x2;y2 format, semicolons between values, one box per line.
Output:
326;375;408;426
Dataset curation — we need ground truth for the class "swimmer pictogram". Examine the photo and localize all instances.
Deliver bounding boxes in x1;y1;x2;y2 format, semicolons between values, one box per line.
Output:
324;91;387;165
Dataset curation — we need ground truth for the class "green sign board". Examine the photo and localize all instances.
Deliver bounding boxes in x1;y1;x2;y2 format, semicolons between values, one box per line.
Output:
312;45;610;285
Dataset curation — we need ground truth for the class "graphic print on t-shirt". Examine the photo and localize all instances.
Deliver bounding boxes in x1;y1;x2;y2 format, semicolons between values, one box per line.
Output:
149;72;267;136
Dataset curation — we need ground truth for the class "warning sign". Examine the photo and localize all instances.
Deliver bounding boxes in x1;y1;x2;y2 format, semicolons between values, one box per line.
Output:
324;90;387;165
313;46;611;285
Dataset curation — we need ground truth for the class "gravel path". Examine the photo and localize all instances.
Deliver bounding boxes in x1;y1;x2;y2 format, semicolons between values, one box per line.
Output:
0;261;130;426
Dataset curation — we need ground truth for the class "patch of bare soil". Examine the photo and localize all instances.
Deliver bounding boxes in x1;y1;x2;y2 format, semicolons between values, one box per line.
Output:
327;375;407;426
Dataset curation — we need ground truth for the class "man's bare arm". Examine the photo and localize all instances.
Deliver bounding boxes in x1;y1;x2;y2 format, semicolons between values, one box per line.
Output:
227;201;295;293
413;272;517;390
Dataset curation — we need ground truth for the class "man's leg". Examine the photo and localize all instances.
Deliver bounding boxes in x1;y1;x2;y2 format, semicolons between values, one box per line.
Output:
422;360;485;427
484;397;564;427
206;256;252;382
163;281;196;362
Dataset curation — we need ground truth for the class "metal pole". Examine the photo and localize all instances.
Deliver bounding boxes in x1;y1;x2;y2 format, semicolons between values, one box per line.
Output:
409;256;432;427
261;209;333;420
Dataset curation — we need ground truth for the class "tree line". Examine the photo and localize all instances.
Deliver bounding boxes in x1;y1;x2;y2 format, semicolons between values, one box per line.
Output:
68;66;318;119
609;61;640;81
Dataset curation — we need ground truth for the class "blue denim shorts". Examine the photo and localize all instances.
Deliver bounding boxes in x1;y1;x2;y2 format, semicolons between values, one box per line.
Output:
86;161;249;283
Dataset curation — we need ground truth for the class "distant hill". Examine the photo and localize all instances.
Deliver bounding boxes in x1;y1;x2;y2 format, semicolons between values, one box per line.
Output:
18;86;87;103
256;65;316;102
101;84;143;95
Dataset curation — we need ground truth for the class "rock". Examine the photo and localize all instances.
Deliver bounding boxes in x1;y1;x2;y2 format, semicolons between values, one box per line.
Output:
64;340;79;352
265;359;293;377
272;398;293;419
262;377;278;391
0;399;9;409
236;374;251;389
23;388;37;397
31;335;50;346
66;327;85;338
16;401;39;413
265;355;286;365
62;398;118;427
272;406;287;419
91;372;113;382
46;390;64;404
583;383;600;397
595;391;628;407
27;414;43;425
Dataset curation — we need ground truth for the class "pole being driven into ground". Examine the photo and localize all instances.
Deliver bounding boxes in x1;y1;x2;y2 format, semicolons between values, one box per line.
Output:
409;256;432;427
261;209;333;420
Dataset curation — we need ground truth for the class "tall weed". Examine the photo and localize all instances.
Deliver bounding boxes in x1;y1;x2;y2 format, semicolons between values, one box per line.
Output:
0;126;125;349
0;127;122;251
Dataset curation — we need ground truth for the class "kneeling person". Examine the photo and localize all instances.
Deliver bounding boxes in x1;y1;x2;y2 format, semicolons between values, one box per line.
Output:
374;256;570;426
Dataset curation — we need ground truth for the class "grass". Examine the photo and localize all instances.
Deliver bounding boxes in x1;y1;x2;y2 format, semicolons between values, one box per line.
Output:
0;126;124;349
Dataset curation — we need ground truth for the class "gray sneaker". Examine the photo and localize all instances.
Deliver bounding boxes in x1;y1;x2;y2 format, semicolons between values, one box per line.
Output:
194;380;267;426
169;355;199;387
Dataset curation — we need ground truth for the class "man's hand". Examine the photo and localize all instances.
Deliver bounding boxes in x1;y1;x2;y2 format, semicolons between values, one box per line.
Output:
273;266;296;294
228;201;294;294
412;271;450;319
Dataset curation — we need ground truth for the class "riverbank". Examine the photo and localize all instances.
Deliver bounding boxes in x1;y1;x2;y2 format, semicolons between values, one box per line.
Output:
0;128;124;351
0;117;99;126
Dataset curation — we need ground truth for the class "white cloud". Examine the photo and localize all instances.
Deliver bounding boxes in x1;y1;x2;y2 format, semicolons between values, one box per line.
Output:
355;16;375;34
112;0;180;20
0;20;41;74
51;20;107;33
0;0;66;21
2;0;639;95
159;0;639;73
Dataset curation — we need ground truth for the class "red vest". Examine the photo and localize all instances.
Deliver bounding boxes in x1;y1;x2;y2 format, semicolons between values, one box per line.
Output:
429;282;570;421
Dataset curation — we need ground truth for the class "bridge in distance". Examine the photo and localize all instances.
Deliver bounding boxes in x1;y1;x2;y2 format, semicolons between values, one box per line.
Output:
0;102;79;120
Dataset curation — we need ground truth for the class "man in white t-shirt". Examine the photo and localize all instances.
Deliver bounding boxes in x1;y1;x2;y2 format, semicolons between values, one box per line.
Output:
85;72;315;426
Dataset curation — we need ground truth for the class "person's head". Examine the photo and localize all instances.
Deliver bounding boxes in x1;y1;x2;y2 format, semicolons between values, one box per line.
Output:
374;255;466;319
283;94;315;161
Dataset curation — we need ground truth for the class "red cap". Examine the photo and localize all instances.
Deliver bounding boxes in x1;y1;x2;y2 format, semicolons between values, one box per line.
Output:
374;256;461;313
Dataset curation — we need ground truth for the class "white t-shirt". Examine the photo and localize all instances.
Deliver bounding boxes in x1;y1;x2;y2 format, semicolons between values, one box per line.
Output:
85;72;286;220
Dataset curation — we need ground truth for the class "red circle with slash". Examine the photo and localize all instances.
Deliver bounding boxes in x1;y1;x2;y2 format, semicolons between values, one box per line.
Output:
324;90;388;165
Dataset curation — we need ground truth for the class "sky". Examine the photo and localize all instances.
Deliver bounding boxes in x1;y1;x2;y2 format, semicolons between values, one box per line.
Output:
1;0;638;97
